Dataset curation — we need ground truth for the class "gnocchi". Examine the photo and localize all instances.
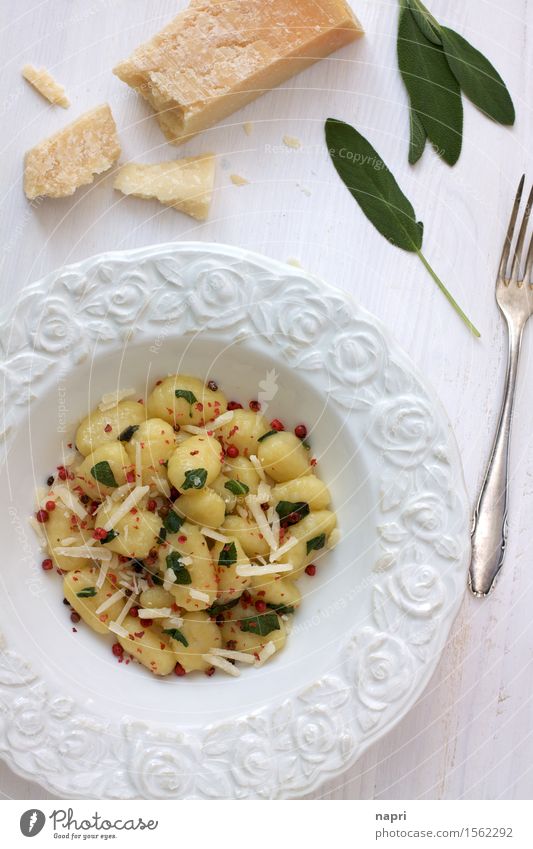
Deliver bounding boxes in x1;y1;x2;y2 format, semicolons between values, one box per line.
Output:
34;375;337;678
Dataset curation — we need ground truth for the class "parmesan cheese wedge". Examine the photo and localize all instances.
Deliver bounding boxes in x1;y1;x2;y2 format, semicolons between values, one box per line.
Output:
22;65;70;108
24;104;121;199
113;0;363;145
114;154;215;221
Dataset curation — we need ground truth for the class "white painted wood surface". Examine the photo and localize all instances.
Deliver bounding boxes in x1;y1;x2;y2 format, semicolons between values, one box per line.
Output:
1;0;532;800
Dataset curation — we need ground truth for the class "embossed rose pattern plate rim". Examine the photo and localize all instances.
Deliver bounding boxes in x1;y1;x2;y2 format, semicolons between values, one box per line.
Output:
0;242;469;799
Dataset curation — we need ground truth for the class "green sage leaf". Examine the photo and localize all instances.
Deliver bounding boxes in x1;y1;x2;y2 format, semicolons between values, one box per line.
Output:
162;510;183;534
90;460;118;488
99;529;118;545
409;106;426;164
257;430;278;443
398;6;463;165
324;117;480;336
325;117;423;251
441;27;515;125
275;500;310;523
76;587;97;598
406;0;441;45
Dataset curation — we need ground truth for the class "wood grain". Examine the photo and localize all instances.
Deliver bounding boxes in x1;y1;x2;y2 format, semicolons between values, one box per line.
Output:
1;0;532;800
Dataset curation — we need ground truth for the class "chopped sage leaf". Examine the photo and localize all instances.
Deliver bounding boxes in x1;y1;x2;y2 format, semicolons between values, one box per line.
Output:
163;627;189;648
306;533;326;554
266;602;295;616
99;529;118;545
157;527;167;543
166;551;192;585
224;479;249;497
275;500;310;523
118;424;139;442
257;430;277;443
163;510;183;534
182;468;207;490
90;460;118;488
175;389;197;417
218;541;237;568
240;612;280;637
76;587;97;598
206;597;241;617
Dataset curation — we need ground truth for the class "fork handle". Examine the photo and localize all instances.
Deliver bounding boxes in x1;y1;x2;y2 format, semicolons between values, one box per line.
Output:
470;320;524;596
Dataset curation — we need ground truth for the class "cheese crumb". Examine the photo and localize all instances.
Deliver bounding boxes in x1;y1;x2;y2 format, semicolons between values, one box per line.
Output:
282;135;301;149
24;104;121;199
243;122;253;136
22;64;70;108
230;173;249;186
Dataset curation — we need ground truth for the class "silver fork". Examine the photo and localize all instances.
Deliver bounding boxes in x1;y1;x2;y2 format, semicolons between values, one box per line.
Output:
470;175;533;596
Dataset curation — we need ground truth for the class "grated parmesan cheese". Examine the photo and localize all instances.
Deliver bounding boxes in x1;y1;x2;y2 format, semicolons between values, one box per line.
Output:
95;588;125;615
98;388;135;412
149;475;171;499
138;607;172;618
245;495;278;551
249;454;266;481
189;588;210;603
271;509;280;545
210;647;255;664
103;485;149;530
96;561;110;590
115;595;136;626
59;536;77;546
108;621;129;638
257;481;271;504
202;653;241;676
162;616;184;629
200;527;229;543
236;562;293;577
255;640;276;666
236;505;248;519
55;545;113;561
54;485;88;519
269;535;298;562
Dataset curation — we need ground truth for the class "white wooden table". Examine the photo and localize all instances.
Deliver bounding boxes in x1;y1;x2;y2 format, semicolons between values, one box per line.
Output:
1;0;532;800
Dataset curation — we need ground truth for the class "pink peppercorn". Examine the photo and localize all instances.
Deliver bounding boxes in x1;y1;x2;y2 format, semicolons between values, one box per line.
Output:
295;424;307;439
36;509;49;523
305;564;316;576
41;558;53;571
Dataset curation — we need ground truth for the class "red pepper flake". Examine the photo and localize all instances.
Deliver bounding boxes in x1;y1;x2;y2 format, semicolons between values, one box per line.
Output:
195;402;204;412
93;527;108;540
70;611;81;624
108;573;117;584
126;470;136;483
305;564;316;576
57;467;68;480
72;627;78;633
242;590;252;604
257;590;266;597
207;380;218;391
270;419;284;431
249;400;261;412
104;423;112;433
118;554;130;563
155;379;162;386
255;599;267;613
134;631;146;639
190;450;199;456
112;643;124;657
205;666;215;677
130;507;138;515
294;424;307;439
41;558;53;571
36;509;49;523
226;444;239;458
160;642;166;650
147;499;157;512
45;500;56;512
174;662;186;676
227;401;243;411
171;603;179;612
138;399;144;405
142;619;153;628
310;458;317;467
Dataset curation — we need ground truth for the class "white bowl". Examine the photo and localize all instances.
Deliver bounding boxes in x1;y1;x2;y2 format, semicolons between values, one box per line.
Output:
0;242;469;798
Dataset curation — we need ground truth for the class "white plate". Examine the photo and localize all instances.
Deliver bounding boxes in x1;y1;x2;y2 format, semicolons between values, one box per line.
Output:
0;242;469;799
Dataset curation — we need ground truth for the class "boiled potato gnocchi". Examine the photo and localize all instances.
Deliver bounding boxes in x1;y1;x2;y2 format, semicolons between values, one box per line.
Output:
34;376;337;678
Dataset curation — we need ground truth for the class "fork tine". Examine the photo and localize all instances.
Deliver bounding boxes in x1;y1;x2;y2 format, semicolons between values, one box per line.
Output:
524;231;533;285
510;183;533;282
499;174;525;280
